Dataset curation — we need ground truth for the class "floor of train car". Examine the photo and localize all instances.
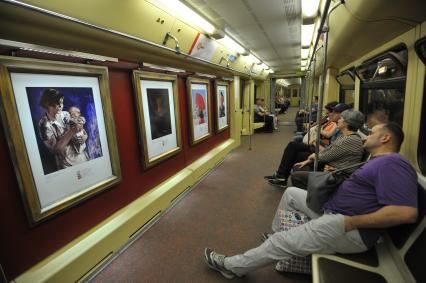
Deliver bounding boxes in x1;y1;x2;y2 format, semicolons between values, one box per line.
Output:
90;107;311;283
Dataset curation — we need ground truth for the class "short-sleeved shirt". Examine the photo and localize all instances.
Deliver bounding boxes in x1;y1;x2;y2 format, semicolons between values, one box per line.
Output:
324;153;417;215
323;153;417;247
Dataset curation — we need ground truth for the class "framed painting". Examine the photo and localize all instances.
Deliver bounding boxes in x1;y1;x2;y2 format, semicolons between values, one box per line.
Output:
214;80;230;132
0;56;121;225
186;77;212;145
132;71;181;168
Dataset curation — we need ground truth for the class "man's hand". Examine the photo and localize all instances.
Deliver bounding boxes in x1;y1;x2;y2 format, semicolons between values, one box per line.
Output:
294;159;311;169
324;164;336;172
344;216;355;232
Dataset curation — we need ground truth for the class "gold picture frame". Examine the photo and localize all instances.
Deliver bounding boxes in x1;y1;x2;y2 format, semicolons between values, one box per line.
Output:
186;77;212;145
214;80;230;133
0;56;121;225
132;71;182;168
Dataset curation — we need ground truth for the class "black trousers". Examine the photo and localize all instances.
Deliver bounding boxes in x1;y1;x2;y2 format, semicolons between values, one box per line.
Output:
255;115;274;132
277;141;313;179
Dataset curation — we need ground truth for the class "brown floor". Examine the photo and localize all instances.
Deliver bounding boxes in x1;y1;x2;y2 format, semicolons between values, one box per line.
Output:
90;108;311;283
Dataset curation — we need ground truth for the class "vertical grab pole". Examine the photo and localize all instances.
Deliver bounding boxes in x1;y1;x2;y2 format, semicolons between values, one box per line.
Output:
248;78;252;150
313;0;343;171
314;26;329;171
307;56;317;143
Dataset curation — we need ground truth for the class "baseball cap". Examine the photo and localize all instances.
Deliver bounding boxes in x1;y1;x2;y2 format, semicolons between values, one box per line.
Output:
332;103;351;113
324;101;338;111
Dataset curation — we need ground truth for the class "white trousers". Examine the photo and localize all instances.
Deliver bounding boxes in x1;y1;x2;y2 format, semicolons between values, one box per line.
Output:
224;187;368;276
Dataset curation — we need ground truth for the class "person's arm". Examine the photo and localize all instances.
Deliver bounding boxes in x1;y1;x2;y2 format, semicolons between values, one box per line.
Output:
293;158;312;169
317;135;359;163
344;205;418;232
320;123;337;138
54;126;79;153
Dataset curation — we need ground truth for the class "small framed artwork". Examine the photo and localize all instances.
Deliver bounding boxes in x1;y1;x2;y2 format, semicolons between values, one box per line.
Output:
132;71;181;168
187;77;212;145
0;56;121;224
214;80;229;132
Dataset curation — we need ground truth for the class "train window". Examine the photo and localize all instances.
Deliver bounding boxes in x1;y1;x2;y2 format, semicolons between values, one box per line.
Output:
356;45;408;127
415;36;426;174
240;79;245;109
336;68;355;104
415;36;426;65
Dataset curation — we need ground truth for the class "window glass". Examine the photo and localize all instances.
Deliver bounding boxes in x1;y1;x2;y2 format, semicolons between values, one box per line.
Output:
356;49;407;82
361;88;404;127
342;89;354;105
357;45;407;129
239;79;245;110
337;69;355;104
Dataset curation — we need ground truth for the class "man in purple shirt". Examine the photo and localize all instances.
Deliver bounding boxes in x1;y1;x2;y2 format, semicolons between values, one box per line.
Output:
204;122;418;279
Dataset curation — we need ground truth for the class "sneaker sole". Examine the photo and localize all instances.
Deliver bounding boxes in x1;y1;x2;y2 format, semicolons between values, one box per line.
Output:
267;181;287;189
204;248;235;279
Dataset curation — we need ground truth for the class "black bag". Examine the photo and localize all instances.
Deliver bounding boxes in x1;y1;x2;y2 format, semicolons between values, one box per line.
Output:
306;162;366;214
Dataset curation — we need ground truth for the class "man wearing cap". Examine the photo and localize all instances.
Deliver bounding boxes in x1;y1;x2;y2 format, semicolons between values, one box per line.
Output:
290;110;365;190
265;103;351;188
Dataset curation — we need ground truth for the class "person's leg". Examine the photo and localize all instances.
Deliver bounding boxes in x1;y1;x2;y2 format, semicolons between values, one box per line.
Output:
293;134;303;142
272;187;319;232
224;214;367;276
263;116;274;132
276;142;312;179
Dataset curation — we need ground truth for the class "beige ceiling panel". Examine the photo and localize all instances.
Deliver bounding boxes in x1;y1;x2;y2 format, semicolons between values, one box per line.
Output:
246;0;286;20
20;0;175;45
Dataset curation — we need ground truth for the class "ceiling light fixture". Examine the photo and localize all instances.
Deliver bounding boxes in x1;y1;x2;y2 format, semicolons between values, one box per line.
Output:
217;35;246;54
302;0;320;19
301;48;310;59
301;24;315;47
247;53;261;64
156;0;215;34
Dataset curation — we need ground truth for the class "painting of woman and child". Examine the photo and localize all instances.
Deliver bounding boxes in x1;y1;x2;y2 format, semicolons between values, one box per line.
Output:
0;61;121;223
26;87;103;175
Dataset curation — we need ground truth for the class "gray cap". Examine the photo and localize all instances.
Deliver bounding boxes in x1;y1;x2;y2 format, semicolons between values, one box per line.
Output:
341;110;365;130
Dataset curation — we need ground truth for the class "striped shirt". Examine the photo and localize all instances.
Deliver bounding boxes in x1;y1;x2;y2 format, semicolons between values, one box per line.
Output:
318;133;364;171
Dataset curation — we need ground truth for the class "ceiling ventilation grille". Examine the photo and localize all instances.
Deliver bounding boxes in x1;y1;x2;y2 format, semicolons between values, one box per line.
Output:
283;0;298;25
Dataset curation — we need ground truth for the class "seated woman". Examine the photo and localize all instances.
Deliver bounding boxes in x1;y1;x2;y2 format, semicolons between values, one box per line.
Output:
289;110;365;190
294;101;338;143
254;98;275;132
265;103;350;187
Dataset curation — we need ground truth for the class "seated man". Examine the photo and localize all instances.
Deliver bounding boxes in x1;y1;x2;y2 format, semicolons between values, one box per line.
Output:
254;98;274;132
264;103;351;187
204;122;418;279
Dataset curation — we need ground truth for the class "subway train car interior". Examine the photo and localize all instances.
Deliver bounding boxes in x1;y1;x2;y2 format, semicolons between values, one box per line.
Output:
1;0;426;282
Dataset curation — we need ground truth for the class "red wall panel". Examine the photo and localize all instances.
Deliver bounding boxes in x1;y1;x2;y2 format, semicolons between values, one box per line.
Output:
0;58;229;279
